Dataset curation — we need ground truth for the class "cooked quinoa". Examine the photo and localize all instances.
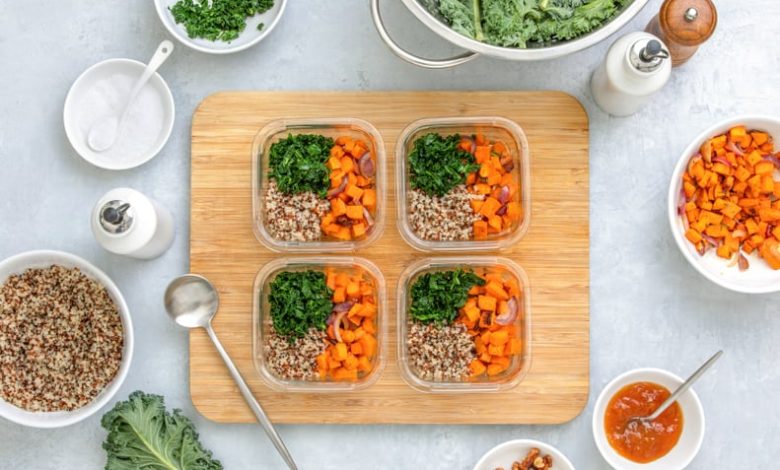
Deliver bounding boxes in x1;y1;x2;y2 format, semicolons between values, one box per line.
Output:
0;265;123;412
264;180;330;242
264;327;328;380
406;322;476;381
408;185;484;241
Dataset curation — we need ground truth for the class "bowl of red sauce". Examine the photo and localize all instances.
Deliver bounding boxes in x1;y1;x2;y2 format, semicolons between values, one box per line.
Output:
593;368;705;469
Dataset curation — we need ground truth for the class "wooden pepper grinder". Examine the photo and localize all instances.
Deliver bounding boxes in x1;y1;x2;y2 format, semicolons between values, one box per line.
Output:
645;0;717;67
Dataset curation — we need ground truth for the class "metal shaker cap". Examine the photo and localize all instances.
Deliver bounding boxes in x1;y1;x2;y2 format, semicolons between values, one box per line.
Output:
629;38;670;73
99;200;134;234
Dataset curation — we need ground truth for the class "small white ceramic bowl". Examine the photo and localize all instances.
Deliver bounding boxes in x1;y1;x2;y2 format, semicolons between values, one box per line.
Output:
63;58;175;170
473;439;575;470
668;115;780;293
0;250;134;428
154;0;287;54
593;368;705;470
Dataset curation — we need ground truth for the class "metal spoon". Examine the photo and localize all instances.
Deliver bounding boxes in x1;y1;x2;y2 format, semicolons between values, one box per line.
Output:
87;40;174;152
164;274;298;470
629;350;723;427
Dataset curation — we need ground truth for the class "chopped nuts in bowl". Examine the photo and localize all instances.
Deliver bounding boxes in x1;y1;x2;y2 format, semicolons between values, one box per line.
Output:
0;250;133;428
473;439;575;470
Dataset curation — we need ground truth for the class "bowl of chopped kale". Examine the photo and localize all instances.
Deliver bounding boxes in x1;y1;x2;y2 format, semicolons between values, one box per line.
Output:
371;0;649;68
155;0;287;54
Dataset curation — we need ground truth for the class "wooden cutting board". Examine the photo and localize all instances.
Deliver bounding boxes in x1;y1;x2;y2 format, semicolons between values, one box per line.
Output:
190;91;589;424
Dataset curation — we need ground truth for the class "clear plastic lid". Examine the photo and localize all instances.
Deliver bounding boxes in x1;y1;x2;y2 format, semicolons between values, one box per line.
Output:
396;117;531;252
252;118;386;252
397;257;531;393
253;257;387;392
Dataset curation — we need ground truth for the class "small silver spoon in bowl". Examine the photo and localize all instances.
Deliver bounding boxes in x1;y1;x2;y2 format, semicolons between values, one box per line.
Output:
164;274;298;470
627;350;723;428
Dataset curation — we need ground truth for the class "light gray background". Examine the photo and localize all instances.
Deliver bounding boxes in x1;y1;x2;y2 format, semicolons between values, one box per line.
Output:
1;1;778;468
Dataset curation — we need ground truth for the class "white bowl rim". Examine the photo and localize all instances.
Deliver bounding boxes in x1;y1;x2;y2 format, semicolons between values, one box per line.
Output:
473;438;576;470
667;114;780;294
154;0;288;55
0;250;134;428
592;367;705;470
63;58;175;171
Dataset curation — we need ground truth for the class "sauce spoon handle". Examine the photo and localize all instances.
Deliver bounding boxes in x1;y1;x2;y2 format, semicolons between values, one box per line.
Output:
644;350;722;423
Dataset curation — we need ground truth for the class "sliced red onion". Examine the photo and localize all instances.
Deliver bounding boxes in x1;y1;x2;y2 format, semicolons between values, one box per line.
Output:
767;224;774;238
327;177;347;198
712;156;732;167
697;243;707;256
738;253;750;271
495;297;519;325
497;185;511;204
333;301;354;314
702;234;719;247
363;207;375;227
462;136;476;154
358;153;375;177
332;310;348;343
677;188;687;216
764;155;780;168
725;141;745;156
496;204;508;216
500;155;514;172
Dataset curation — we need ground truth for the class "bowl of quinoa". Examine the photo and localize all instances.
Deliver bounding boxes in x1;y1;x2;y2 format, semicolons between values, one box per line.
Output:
0;250;132;428
252;118;385;252
397;257;531;393
253;257;386;392
397;117;531;252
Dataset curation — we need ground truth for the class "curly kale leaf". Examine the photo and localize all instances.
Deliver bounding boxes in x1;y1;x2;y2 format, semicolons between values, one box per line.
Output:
481;0;539;48
269;270;333;339
410;269;485;325
534;0;624;42
408;133;479;197
101;391;222;470
268;133;333;197
437;0;483;40
423;0;629;47
537;0;586;19
170;0;274;42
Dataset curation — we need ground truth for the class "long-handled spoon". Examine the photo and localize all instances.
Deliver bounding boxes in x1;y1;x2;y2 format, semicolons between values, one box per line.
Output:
87;40;174;152
628;350;723;427
164;274;298;470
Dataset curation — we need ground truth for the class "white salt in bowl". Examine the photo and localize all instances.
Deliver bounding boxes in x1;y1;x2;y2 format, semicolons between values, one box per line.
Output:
0;250;134;428
63;58;175;170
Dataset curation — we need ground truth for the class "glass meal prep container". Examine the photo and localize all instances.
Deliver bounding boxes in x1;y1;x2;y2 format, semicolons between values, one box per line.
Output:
397;257;531;393
252;118;386;252
253;257;387;392
396;116;531;252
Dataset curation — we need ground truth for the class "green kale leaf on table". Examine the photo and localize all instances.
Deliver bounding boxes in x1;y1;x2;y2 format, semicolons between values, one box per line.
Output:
101;391;223;470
